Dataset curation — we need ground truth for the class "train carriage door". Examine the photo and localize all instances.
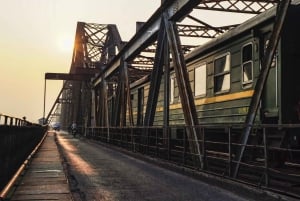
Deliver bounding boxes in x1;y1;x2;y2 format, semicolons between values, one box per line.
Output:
261;34;279;123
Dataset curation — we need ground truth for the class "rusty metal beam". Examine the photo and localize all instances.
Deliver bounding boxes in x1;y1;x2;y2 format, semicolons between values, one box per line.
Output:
48;22;123;128
164;14;203;167
45;73;92;81
233;0;291;178
111;60;129;127
73;67;101;74
124;61;134;126
97;78;109;127
196;0;277;14
93;0;201;86
163;30;170;132
177;24;237;38
119;61;128;127
143;17;166;127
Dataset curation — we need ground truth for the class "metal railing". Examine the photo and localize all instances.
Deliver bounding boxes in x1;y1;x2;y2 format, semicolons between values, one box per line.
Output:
85;124;300;198
0;114;48;192
0;114;29;126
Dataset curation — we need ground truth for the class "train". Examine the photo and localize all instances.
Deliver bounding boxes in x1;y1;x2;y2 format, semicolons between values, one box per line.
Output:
103;0;300;165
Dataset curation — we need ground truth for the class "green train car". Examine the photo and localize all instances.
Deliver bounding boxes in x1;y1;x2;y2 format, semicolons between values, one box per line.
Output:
98;1;300;168
127;0;300;129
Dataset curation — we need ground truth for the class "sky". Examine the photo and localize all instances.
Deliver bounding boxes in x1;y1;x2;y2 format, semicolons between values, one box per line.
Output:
0;0;160;122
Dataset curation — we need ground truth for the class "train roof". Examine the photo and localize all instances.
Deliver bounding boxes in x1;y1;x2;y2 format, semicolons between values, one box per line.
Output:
185;0;300;62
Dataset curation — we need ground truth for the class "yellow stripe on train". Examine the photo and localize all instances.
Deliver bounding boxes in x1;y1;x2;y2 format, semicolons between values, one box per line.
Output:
162;90;254;111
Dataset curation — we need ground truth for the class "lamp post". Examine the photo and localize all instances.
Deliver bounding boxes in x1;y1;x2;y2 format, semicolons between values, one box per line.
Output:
43;78;47;124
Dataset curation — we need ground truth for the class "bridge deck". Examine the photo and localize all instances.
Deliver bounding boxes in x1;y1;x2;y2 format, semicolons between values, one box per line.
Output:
8;130;293;201
10;131;72;201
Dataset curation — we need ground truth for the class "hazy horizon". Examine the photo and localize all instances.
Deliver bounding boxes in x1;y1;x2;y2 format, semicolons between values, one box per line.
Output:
0;0;160;122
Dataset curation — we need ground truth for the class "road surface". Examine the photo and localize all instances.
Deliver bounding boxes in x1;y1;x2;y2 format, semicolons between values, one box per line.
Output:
56;131;273;201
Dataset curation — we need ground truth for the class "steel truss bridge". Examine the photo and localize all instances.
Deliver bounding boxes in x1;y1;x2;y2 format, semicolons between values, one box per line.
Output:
44;0;299;196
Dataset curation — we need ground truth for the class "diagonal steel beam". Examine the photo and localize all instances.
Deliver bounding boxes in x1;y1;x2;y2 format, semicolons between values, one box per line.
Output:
143;17;167;127
124;61;134;126
93;0;200;86
164;13;203;168
196;0;277;14
233;0;291;178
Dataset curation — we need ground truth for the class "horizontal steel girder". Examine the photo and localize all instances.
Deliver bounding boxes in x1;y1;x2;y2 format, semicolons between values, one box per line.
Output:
45;73;92;81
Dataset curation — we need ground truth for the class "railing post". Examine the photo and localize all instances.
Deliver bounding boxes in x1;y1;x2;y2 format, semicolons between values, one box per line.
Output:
167;127;170;160
107;127;110;143
156;128;158;156
120;127;123;146
146;128;150;155
228;126;232;176
183;127;186;165
4;116;8;125
201;127;206;170
263;127;269;187
125;128;128;149
131;127;134;152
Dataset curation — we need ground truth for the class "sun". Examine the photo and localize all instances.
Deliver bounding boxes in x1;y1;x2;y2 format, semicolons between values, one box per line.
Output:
58;34;74;53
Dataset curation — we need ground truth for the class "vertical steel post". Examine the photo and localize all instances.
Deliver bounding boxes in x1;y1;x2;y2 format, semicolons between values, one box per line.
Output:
202;127;206;170
90;88;97;127
112;72;124;126
43;79;46;124
124;61;134;126
99;78;109;127
263;127;269;186
120;60;128;127
183;129;186;165
228;127;232;176
167;128;171;160
233;0;291;178
156;128;159;156
4;116;8;125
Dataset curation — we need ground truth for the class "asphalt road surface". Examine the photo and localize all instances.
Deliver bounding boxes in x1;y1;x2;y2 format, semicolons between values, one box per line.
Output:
56;131;267;201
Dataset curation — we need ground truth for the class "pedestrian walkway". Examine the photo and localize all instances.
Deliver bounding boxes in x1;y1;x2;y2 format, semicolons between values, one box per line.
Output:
10;131;72;201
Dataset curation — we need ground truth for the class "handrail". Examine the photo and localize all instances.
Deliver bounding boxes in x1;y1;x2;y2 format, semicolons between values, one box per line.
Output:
0;114;31;126
84;124;300;199
0;131;48;199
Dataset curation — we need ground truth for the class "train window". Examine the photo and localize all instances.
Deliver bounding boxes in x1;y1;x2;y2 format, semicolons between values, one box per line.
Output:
195;63;206;97
170;76;175;103
242;43;253;86
214;53;230;93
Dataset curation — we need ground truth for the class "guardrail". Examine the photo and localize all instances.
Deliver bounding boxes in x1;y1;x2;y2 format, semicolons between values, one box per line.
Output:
85;124;300;199
0;114;29;126
0;114;48;192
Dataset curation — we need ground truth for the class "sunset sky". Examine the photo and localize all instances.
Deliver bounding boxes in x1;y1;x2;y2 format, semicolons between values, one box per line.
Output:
0;0;160;122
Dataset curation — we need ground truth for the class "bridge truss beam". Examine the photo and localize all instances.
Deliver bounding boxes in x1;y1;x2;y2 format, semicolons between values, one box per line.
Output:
46;22;122;129
48;0;291;176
